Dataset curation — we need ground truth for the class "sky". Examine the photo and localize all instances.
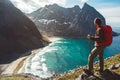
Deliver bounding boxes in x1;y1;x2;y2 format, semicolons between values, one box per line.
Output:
10;0;120;28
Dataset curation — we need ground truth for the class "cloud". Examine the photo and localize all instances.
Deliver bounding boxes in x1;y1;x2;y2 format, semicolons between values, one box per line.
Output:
98;7;120;26
10;0;66;13
98;7;120;17
80;0;89;3
50;0;66;5
106;17;120;23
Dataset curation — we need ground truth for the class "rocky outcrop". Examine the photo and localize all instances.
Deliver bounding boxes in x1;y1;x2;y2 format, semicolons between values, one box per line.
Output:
28;3;106;38
112;31;119;36
76;69;120;80
0;0;45;63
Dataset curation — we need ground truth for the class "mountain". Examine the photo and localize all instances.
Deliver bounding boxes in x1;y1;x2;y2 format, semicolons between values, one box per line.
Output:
75;3;105;36
27;3;106;38
112;31;119;36
0;0;45;55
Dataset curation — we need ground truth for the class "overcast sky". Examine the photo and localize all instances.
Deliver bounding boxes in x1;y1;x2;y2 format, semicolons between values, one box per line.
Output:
10;0;120;27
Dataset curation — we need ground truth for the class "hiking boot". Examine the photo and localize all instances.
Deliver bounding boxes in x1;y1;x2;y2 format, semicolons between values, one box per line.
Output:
83;69;94;76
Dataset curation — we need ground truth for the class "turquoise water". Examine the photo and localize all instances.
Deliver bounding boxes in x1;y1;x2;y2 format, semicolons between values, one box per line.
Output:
19;36;120;78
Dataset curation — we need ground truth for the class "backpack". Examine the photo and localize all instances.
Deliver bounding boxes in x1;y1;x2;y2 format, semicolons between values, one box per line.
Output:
98;25;112;46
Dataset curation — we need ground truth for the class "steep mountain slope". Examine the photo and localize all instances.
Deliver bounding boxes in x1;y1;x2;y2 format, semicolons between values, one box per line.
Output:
0;0;45;63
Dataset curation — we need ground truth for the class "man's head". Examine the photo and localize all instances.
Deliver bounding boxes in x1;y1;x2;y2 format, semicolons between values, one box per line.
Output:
94;18;102;27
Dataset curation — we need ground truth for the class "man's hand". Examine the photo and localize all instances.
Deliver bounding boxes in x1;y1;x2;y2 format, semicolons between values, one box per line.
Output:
87;34;91;40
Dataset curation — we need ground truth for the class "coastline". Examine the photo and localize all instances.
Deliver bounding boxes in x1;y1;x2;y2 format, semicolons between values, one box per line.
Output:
0;51;31;75
0;37;120;79
0;53;120;80
0;36;60;75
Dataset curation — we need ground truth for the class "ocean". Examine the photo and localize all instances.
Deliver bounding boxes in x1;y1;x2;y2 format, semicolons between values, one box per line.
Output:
19;36;120;78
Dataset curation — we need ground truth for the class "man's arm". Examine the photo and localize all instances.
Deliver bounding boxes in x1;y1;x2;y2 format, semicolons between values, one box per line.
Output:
90;29;104;42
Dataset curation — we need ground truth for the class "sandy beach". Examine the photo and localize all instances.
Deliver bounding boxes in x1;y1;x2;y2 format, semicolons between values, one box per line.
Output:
0;64;9;74
48;37;61;42
1;57;26;74
0;51;31;75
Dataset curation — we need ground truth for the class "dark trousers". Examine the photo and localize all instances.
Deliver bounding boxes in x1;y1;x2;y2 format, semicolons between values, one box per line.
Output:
88;46;105;72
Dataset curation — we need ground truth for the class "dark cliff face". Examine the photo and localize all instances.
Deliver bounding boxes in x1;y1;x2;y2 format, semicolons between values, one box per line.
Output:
0;0;44;54
75;3;106;36
27;3;106;38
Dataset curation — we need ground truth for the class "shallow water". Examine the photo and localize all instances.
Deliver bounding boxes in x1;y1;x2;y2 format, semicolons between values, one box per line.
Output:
19;36;120;78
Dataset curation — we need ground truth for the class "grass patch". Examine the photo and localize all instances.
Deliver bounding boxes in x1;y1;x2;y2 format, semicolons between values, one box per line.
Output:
0;75;31;80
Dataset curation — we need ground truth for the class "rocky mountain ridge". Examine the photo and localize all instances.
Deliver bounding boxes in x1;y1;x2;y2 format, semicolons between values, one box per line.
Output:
28;3;106;38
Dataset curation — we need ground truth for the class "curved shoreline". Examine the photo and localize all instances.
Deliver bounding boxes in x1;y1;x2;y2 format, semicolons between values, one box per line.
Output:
0;36;120;79
0;53;120;80
0;51;31;75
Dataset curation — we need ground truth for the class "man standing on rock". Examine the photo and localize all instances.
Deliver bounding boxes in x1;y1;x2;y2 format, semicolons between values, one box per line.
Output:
84;18;106;75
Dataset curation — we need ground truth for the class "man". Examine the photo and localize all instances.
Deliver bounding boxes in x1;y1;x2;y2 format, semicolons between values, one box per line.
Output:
85;18;105;75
